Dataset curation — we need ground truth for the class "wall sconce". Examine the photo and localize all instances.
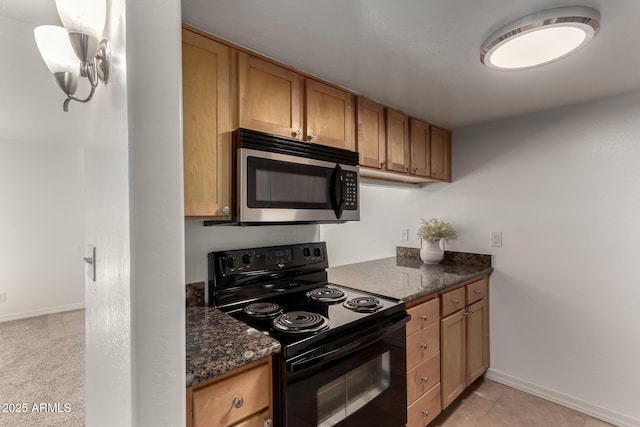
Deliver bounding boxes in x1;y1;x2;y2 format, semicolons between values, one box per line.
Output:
34;0;110;112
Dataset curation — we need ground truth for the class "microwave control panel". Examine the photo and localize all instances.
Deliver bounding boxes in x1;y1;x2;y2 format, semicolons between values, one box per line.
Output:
343;170;358;210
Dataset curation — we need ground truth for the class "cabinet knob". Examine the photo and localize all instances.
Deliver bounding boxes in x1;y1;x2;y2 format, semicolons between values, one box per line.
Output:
233;396;244;409
420;343;428;350
421;376;429;383
464;311;470;316
413;168;417;174
452;299;460;305
221;206;231;215
422;410;430;417
293;129;301;137
263;418;273;427
380;161;386;167
405;166;410;172
475;290;482;295
308;134;317;141
420;315;428;321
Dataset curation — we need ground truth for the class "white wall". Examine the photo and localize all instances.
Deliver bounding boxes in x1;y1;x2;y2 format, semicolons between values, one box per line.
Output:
322;91;640;424
83;0;133;424
126;0;186;424
0;16;85;321
185;222;320;286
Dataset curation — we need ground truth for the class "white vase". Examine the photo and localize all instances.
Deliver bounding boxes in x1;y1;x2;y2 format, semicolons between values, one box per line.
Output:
420;238;444;264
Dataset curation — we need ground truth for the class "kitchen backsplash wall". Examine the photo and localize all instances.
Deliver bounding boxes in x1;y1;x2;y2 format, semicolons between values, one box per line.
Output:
185;222;320;285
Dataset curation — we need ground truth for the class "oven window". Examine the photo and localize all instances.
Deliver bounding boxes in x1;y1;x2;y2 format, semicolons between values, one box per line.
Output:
247;157;333;209
316;351;390;427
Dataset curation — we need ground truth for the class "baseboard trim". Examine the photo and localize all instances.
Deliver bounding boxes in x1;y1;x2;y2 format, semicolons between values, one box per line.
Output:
0;302;85;323
485;368;640;427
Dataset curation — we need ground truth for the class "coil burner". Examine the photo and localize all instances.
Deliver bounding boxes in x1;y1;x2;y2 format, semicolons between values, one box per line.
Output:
306;287;347;303
343;296;383;313
242;302;283;318
272;311;330;334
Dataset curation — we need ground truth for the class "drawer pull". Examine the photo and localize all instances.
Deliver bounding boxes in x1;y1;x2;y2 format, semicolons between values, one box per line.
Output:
422;410;430;417
233;396;244;409
421;376;429;383
464;311;470;316
420;343;428;350
452;299;460;304
475;290;482;295
420;315;428;321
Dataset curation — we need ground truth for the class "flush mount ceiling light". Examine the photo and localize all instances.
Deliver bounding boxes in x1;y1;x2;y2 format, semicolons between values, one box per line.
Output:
480;6;600;71
34;0;110;111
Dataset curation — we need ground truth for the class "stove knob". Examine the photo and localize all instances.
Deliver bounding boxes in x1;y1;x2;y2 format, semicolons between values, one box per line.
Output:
242;253;253;265
313;248;322;257
303;248;311;257
225;256;236;269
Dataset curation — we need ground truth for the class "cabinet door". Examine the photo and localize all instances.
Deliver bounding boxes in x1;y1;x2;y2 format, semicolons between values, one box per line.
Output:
410;118;431;177
305;79;355;150
430;126;452;182
238;52;303;139
356;97;386;168
182;29;232;219
440;310;465;409
466;299;489;386
385;108;410;173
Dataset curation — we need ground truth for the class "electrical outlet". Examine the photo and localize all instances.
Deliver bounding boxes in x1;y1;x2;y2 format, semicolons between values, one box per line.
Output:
491;232;502;247
400;228;409;241
0;292;6;304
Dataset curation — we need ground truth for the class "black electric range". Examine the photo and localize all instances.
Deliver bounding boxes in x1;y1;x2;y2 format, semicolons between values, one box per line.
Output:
208;242;409;427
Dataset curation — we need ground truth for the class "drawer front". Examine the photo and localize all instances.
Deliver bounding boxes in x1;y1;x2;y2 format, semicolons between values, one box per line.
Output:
466;277;487;305
407;298;440;336
407;351;440;405
441;287;465;317
193;362;270;427
406;322;439;370
231;408;271;427
407;383;441;427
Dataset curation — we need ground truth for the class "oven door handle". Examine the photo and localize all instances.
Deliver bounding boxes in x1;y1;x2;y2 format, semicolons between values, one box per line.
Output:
287;313;410;374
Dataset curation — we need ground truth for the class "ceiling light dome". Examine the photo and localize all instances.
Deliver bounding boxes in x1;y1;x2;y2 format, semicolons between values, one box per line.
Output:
481;6;600;71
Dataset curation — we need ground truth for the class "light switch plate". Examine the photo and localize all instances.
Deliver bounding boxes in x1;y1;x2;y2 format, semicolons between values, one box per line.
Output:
491;232;502;247
400;228;409;241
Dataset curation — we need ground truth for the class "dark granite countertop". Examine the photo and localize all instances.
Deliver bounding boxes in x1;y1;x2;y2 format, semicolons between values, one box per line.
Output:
186;307;281;388
327;250;493;305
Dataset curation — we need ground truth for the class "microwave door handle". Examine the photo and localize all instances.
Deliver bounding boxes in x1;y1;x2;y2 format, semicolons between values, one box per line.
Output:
332;164;345;219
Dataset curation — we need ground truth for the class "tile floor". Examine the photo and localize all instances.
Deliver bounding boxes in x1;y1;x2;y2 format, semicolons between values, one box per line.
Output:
431;377;614;427
45;309;85;339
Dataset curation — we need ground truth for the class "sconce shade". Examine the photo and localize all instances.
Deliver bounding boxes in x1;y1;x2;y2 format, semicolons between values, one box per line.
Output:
55;0;106;41
34;25;80;77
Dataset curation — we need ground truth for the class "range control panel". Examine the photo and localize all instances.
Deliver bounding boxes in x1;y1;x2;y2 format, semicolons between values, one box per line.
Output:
210;242;328;279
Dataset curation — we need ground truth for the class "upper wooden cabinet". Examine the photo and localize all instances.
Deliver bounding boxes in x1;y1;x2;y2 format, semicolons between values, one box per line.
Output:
238;52;303;139
430;126;452;182
182;29;232;219
385;108;410;173
305;79;355;151
409;119;431;177
356;97;386;169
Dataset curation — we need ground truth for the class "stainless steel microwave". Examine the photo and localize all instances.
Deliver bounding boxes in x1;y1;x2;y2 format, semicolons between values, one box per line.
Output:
228;128;360;225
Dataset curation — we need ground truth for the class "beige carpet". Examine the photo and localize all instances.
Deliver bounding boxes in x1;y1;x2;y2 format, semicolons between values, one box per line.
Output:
0;310;84;427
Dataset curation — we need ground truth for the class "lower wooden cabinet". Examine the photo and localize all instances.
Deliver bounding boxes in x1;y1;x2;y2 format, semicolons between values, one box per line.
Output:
406;298;441;427
187;358;273;427
406;275;490;425
440;276;490;410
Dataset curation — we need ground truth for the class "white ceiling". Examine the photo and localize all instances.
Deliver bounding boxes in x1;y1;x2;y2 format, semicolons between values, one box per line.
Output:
182;0;640;129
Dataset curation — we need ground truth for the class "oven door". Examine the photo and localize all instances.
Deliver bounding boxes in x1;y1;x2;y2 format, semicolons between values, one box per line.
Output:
278;317;408;427
238;148;359;224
